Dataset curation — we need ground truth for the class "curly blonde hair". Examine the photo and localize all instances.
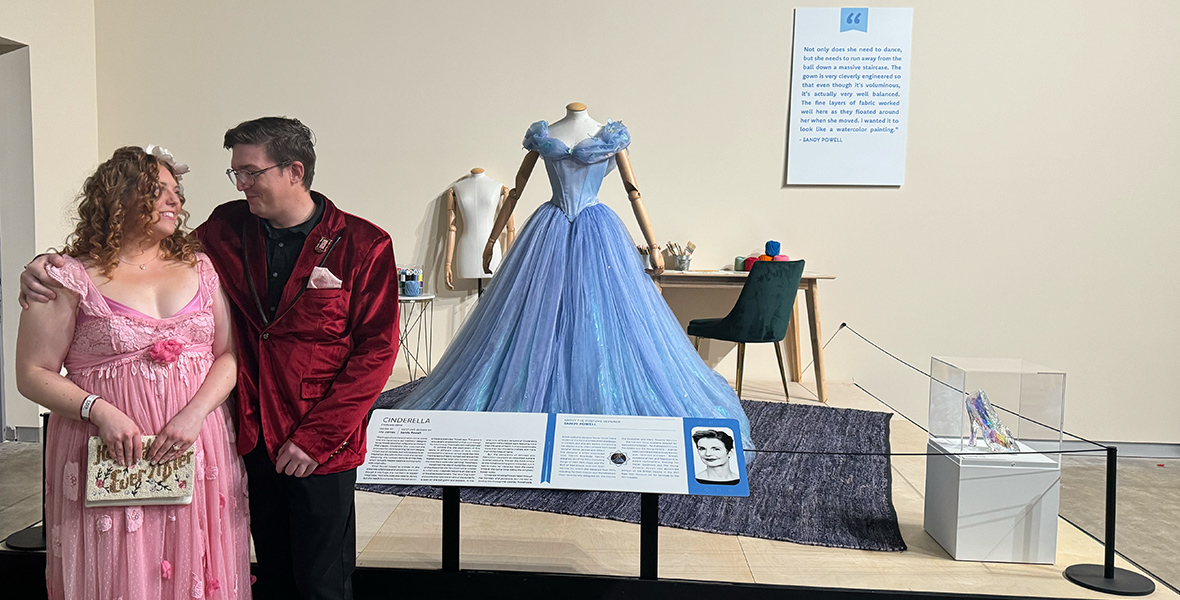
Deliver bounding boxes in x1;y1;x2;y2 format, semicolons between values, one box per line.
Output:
60;146;201;277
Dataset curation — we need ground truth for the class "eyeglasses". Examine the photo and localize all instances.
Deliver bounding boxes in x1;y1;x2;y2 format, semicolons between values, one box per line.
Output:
225;161;291;187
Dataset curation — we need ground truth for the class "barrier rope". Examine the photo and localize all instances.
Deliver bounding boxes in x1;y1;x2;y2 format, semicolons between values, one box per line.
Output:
785;322;1177;462
744;448;1105;457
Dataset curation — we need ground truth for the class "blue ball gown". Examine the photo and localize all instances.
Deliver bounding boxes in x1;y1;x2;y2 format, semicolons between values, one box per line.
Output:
395;120;754;449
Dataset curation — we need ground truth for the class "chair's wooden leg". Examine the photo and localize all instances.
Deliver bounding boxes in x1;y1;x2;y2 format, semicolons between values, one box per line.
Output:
694;336;700;351
774;341;791;402
805;281;827;404
786;296;802;382
736;343;746;398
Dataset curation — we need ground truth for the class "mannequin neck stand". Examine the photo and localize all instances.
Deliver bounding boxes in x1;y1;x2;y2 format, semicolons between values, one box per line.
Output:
547;104;604;148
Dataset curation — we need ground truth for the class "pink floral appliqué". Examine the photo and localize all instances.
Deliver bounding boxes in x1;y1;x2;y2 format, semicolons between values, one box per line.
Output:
149;338;185;364
51;524;62;557
125;507;143;532
191;572;204;598
96;514;113;533
161;560;173;580
207;579;220;594
63;461;80;502
205;465;218;480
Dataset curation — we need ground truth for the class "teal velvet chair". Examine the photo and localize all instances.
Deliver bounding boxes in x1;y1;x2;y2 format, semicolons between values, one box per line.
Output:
687;260;805;399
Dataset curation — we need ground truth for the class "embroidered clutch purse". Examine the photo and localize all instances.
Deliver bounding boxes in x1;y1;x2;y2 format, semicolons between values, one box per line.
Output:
85;435;195;507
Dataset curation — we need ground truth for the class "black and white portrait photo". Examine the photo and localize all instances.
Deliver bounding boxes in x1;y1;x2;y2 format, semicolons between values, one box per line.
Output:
691;428;740;485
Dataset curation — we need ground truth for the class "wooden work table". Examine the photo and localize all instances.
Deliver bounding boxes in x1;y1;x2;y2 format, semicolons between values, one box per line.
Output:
652;269;836;404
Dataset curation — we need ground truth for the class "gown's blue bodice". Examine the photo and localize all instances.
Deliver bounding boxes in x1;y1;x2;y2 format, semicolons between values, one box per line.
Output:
522;120;630;220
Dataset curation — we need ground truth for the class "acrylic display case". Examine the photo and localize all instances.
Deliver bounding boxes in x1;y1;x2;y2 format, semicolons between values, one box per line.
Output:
923;357;1066;563
928;357;1066;464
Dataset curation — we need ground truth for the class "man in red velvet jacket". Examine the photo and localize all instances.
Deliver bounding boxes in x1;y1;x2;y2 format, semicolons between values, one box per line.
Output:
200;117;398;600
20;117;399;600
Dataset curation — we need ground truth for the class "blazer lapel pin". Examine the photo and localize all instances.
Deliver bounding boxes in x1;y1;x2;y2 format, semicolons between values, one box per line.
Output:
314;237;331;254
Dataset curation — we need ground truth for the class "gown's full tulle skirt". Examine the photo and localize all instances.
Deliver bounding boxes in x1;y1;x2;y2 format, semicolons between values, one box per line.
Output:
397;200;755;448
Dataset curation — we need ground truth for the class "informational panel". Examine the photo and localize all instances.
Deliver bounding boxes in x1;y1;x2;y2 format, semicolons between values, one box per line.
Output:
358;410;749;497
786;7;914;185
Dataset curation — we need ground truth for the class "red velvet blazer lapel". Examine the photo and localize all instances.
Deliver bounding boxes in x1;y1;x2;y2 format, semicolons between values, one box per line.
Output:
241;217;272;326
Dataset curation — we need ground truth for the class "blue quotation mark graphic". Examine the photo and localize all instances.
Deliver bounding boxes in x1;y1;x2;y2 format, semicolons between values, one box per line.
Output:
840;8;868;33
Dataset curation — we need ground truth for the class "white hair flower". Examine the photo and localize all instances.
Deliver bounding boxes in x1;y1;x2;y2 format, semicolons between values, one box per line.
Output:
145;144;190;177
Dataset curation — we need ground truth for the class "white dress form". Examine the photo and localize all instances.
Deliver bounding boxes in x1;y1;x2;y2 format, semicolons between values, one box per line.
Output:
451;169;506;281
545;103;604;147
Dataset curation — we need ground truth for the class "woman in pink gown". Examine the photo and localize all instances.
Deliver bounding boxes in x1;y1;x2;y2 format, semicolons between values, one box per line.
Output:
15;146;251;599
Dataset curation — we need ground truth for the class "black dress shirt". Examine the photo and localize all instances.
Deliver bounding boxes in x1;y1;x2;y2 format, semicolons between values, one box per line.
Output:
262;196;325;319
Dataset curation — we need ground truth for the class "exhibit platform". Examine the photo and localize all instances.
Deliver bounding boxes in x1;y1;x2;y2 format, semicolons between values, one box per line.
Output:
2;380;1173;599
350;378;1172;598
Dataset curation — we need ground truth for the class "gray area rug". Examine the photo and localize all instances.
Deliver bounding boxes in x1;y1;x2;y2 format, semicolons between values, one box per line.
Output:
359;380;906;552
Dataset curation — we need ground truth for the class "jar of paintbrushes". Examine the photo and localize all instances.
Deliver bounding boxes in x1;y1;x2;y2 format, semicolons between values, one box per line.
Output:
665;241;695;271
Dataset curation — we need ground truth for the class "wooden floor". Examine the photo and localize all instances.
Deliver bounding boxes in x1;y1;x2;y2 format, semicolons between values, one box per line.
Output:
353;375;1177;598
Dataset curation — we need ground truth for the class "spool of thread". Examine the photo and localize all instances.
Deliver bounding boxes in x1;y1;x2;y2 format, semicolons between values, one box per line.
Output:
734;256;746;271
765;240;781;256
759;254;773;261
743;257;758;271
404;279;421;296
772;254;791;261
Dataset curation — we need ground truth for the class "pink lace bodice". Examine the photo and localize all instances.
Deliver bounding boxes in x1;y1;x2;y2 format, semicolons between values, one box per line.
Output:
46;254;220;384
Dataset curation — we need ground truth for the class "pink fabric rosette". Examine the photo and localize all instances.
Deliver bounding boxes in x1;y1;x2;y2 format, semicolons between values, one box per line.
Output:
149;339;185;364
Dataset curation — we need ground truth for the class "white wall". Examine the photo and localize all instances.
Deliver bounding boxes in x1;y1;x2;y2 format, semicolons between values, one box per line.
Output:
1;1;99;431
86;1;1180;443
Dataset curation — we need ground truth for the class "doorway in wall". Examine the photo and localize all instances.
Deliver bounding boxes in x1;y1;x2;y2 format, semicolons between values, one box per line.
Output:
0;36;37;441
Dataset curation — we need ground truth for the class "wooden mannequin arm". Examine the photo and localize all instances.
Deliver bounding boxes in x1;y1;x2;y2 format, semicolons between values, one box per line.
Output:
501;186;517;248
444;188;457;289
484;151;538;272
616;150;664;275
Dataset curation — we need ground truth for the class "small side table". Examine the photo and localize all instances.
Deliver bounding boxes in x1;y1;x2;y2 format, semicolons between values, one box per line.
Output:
398;293;434;380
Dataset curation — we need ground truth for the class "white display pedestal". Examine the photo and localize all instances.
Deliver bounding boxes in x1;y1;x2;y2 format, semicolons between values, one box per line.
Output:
924;437;1060;564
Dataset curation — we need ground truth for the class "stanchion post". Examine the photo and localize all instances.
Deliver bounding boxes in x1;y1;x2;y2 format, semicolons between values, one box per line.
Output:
640;493;658;580
442;486;460;572
1063;445;1154;596
1104;445;1116;579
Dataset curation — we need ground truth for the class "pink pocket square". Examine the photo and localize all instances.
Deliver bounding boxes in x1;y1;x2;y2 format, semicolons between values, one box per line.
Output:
308;266;343;290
